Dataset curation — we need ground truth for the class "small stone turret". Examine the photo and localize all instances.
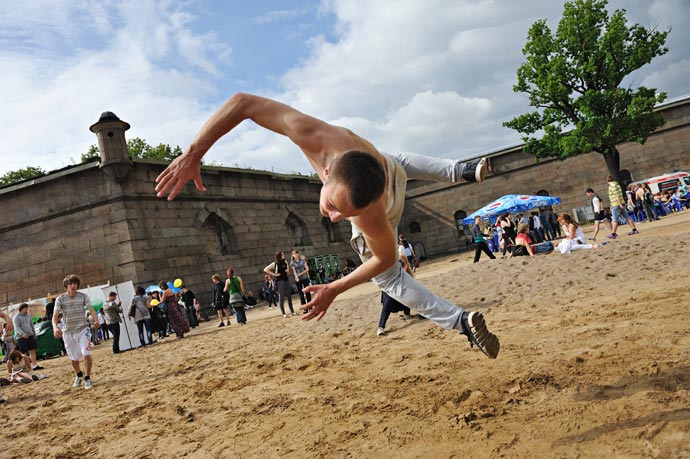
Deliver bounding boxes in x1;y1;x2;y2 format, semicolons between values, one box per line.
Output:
89;111;132;182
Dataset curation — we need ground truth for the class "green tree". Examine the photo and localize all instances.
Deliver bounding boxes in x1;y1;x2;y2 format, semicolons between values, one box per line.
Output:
82;137;184;163
80;144;100;163
503;0;669;182
0;166;46;186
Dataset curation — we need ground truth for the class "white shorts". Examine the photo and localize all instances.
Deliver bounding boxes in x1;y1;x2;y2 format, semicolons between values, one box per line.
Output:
62;328;92;361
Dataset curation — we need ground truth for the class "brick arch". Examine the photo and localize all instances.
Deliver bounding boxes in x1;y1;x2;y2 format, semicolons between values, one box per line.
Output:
194;205;237;256
321;216;344;243
453;210;471;240
286;211;311;247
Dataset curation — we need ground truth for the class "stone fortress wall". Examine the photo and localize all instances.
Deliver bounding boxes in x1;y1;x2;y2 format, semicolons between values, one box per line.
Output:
1;96;689;308
0;113;353;309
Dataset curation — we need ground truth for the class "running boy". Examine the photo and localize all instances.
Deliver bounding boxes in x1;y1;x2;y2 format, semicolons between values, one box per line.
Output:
52;275;99;389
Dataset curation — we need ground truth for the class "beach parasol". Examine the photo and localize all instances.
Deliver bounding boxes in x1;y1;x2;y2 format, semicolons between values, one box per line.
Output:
462;194;562;224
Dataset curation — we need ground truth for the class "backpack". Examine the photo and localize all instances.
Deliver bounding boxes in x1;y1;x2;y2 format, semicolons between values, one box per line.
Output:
645;191;654;205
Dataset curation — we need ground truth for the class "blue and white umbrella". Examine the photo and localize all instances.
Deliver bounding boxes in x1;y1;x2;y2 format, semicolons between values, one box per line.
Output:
145;285;162;293
462;194;561;224
145;283;181;293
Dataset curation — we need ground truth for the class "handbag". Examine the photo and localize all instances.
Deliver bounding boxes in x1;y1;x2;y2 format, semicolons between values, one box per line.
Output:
230;277;247;304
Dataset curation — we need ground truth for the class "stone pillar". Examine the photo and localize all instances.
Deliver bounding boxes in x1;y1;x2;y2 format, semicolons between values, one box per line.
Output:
89;111;132;182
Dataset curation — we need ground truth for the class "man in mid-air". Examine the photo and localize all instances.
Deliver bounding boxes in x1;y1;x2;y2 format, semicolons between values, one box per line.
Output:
155;93;500;358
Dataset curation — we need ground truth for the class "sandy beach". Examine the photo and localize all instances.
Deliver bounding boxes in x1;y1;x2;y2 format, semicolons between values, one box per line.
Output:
2;211;690;458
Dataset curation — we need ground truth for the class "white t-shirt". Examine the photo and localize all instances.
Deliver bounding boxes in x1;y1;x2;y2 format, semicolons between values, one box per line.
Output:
532;215;542;229
562;224;587;243
592;195;602;213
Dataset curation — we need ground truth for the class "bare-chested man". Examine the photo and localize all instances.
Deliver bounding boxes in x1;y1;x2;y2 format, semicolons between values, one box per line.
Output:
155;93;499;358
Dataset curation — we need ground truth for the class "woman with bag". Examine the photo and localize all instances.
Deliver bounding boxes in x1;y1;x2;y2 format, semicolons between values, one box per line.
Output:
224;267;247;325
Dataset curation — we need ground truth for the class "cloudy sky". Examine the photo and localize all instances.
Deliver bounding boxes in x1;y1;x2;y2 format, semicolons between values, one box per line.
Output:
1;0;688;177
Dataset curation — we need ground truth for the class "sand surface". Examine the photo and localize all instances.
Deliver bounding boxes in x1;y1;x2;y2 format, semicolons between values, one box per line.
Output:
2;212;690;458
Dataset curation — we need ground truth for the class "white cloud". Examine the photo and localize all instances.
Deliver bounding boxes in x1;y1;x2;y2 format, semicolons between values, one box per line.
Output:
0;0;231;175
0;0;688;178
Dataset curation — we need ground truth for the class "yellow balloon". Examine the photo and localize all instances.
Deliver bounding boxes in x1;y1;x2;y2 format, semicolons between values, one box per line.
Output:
174;278;183;288
150;299;159;306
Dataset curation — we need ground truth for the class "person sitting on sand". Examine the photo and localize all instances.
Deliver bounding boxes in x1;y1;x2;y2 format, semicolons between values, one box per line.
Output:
556;214;599;254
511;223;554;257
244;291;257;308
6;350;39;384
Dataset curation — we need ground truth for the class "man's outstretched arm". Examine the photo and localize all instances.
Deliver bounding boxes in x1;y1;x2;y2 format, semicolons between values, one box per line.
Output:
301;202;399;321
155;93;349;200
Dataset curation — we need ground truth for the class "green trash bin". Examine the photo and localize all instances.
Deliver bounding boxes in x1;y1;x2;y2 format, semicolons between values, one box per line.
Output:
34;321;62;359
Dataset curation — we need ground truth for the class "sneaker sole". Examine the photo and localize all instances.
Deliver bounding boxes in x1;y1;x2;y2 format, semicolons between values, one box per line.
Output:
475;158;488;182
465;312;500;359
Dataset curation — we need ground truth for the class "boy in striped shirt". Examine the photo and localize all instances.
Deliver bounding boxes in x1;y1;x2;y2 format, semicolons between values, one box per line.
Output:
52;274;99;389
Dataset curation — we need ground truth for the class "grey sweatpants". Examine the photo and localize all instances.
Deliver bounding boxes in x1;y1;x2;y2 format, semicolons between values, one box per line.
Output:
351;152;470;331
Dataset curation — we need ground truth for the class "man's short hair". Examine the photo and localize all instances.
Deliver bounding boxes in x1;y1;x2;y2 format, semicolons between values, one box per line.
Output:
211;274;221;282
18;303;28;312
585;187;594;194
63;274;80;289
328;151;385;209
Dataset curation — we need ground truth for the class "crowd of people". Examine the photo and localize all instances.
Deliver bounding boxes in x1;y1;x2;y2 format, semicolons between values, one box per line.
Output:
623;179;690;224
1;251;342;402
469;177;690;261
0;275;212;400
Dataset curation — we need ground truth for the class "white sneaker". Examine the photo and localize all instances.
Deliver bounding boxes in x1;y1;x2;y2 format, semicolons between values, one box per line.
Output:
403;314;413;321
377;327;385;336
72;375;84;388
84;379;93;390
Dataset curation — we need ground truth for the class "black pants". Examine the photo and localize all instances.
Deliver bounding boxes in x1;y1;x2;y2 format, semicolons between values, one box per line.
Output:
108;323;121;353
100;323;110;340
295;278;312;305
379;292;410;329
474;241;496;263
186;306;198;328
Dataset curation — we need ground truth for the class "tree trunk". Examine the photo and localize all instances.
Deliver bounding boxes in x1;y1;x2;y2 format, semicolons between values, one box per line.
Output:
602;146;621;183
602;146;627;204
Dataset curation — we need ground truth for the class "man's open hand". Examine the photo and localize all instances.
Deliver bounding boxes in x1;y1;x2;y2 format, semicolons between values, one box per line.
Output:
301;283;339;321
155;153;207;201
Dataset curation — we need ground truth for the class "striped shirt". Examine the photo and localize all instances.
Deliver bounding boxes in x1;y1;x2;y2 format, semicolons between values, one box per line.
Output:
608;181;625;207
54;292;91;335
